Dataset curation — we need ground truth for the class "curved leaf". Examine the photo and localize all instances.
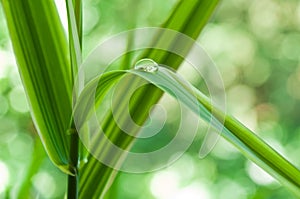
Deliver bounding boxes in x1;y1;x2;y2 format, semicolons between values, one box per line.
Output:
76;66;300;197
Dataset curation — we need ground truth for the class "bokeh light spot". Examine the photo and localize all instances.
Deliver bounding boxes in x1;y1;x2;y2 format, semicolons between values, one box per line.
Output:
247;162;276;186
249;0;280;39
150;170;180;199
32;172;56;198
9;86;29;113
174;182;211;199
280;33;300;60
0;50;15;78
228;84;255;108
8;133;33;160
219;179;247;199
287;70;300;100
0;161;9;194
244;59;271;87
0;95;9;117
211;137;239;160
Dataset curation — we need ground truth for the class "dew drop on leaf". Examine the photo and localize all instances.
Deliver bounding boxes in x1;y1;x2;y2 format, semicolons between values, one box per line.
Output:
134;58;158;72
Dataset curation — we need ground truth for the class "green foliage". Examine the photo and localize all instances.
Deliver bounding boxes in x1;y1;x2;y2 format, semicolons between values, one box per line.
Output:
76;65;300;197
1;0;300;198
78;1;220;198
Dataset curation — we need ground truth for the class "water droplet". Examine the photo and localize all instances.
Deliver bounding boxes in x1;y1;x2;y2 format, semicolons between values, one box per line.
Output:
79;157;89;166
134;58;158;72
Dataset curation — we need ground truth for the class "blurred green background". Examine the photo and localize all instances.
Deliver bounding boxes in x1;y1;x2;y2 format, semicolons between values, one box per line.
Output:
1;0;300;198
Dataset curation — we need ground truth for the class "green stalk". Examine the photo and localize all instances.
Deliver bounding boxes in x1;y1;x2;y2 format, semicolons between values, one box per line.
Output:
67;127;79;199
66;0;82;198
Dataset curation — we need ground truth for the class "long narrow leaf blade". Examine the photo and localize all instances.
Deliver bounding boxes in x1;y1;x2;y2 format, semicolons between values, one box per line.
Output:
76;66;300;197
1;0;72;173
132;67;300;197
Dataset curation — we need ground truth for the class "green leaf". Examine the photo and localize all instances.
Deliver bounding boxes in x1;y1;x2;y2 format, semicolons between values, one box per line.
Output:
133;67;300;197
66;0;82;85
77;0;220;198
1;0;73;173
76;66;300;197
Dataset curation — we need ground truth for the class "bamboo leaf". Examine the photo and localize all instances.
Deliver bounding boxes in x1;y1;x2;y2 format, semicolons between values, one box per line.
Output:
66;0;82;85
132;67;300;197
76;66;300;198
1;0;73;173
78;0;220;198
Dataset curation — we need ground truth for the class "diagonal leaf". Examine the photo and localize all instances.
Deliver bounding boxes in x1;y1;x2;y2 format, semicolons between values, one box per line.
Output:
133;67;300;197
76;66;300;197
1;0;73;173
78;0;220;198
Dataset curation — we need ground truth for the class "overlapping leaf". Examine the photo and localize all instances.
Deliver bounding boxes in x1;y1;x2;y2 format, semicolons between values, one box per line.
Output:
77;0;220;198
76;66;300;197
